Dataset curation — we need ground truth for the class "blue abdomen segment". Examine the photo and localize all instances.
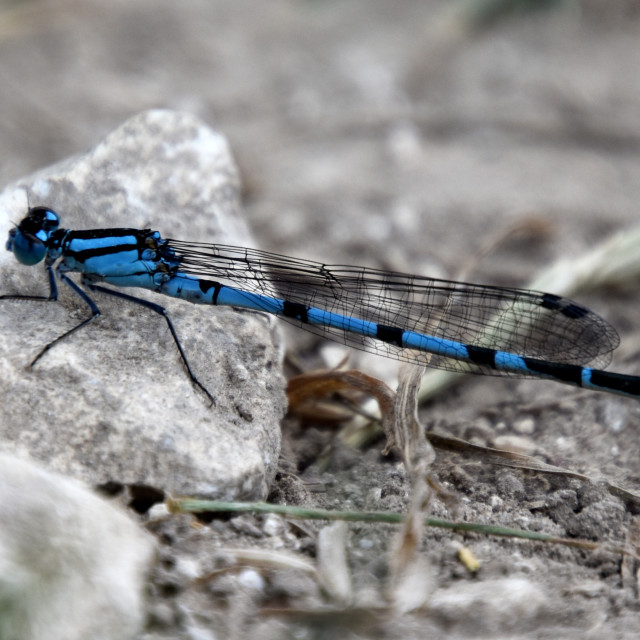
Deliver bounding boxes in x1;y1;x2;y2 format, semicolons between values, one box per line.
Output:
157;275;640;399
161;276;522;367
160;275;390;334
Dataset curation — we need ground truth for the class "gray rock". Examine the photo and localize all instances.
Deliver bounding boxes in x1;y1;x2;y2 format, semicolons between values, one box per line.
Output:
0;453;154;640
0;110;284;499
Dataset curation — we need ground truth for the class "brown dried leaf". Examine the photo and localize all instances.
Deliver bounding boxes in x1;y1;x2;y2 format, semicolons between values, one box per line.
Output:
287;367;395;429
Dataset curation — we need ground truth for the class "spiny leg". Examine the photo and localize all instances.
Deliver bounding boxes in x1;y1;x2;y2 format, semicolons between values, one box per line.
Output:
1;263;101;365
30;272;103;366
0;258;59;304
85;282;215;406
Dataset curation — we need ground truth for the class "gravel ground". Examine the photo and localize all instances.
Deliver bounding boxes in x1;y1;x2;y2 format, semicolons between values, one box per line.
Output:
1;2;640;638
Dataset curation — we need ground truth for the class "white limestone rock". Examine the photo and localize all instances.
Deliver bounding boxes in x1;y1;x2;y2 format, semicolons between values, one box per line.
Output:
0;110;285;499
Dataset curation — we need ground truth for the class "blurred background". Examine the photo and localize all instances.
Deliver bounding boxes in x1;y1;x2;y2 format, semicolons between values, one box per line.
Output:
1;0;639;286
3;3;640;635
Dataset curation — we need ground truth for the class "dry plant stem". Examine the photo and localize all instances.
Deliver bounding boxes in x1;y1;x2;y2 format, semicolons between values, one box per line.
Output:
387;365;435;600
168;498;631;553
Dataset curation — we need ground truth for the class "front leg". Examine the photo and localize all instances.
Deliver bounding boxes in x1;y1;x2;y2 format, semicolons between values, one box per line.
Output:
0;258;59;303
1;260;100;366
85;281;215;406
30;271;102;366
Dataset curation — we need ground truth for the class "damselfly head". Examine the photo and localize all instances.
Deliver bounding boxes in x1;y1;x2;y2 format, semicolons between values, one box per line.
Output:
6;207;60;265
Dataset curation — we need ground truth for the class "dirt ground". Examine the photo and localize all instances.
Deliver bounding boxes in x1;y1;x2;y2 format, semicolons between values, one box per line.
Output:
1;1;640;638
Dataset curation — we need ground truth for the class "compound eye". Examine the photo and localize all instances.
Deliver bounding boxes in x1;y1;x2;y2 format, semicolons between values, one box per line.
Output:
28;207;60;234
7;206;60;265
11;229;47;265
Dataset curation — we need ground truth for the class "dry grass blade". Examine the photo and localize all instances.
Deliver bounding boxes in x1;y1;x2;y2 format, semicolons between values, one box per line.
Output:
192;547;317;587
621;517;640;592
387;365;436;611
316;521;353;605
169;498;631;554
427;431;640;510
387;365;435;471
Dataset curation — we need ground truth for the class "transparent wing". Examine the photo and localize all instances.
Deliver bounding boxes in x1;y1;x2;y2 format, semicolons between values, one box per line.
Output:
167;240;620;376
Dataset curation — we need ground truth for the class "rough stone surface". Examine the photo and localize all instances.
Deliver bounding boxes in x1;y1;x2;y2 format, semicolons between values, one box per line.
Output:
0;453;154;640
1;4;640;639
0;110;284;499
